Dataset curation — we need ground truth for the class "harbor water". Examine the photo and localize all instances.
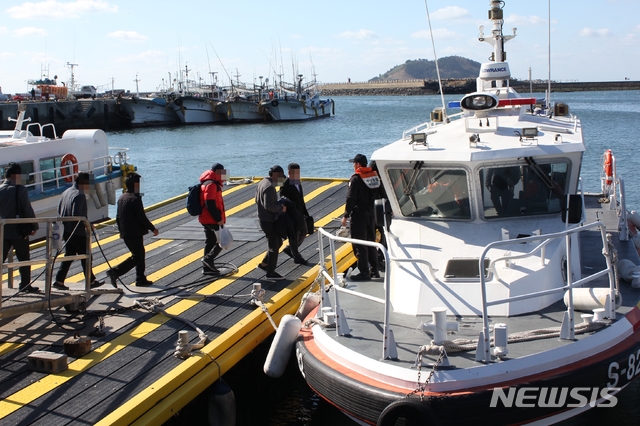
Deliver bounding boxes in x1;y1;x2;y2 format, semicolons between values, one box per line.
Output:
106;92;640;425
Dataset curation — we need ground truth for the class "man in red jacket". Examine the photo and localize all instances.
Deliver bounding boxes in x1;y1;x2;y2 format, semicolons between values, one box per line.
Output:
199;163;227;275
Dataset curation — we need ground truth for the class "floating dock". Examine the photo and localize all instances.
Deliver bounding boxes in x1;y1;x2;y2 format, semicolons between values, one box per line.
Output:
0;178;353;425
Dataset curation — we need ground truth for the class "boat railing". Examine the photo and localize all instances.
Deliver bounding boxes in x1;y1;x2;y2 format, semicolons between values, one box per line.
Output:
477;220;616;363
25;121;58;140
316;227;395;360
401;112;464;140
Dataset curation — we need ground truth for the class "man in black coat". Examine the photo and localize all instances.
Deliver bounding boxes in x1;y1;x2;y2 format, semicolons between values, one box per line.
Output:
279;163;310;260
0;163;39;292
106;173;158;287
54;171;104;290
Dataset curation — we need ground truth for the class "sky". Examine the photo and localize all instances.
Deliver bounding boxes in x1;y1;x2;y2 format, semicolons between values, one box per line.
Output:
1;0;639;95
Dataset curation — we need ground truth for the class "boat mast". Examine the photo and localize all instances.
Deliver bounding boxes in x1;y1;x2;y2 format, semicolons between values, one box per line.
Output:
478;1;517;88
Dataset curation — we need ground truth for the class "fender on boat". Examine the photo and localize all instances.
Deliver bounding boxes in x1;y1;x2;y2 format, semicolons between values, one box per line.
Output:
377;397;441;426
106;180;116;205
207;378;235;426
295;292;320;321
264;314;302;378
564;287;622;312
95;182;107;207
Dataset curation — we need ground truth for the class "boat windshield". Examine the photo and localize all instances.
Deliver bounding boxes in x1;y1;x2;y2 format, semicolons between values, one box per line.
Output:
480;160;568;219
389;167;471;219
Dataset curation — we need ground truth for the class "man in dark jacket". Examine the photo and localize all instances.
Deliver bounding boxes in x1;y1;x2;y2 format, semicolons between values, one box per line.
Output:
0;162;39;292
279;163;310;260
53;172;104;290
106;172;158;287
199;163;226;275
255;165;289;281
341;154;381;281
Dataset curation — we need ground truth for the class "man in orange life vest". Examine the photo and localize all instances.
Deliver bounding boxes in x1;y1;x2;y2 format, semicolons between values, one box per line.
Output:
341;153;381;281
199;163;226;275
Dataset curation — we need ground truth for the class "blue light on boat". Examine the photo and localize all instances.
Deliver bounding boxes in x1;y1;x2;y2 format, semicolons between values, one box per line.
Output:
448;101;461;109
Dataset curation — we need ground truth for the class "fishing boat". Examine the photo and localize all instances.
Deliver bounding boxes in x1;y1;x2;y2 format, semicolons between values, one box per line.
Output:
168;73;227;124
118;95;181;127
279;2;640;424
260;75;334;121
217;93;267;123
0;105;132;239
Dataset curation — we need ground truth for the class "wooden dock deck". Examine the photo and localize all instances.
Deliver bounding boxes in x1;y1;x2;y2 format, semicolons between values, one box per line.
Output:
0;178;354;426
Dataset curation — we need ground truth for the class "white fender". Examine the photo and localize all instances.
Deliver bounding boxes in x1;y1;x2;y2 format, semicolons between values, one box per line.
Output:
296;292;320;321
90;192;102;209
95;182;107;207
564;288;622;312
207;378;236;426
106;180;116;205
264;314;302;378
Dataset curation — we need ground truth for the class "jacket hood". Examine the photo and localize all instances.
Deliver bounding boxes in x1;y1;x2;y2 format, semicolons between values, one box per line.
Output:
200;169;222;184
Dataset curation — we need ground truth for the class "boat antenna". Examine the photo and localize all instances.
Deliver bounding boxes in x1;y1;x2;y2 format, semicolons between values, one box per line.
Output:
423;0;447;121
207;40;232;88
546;0;551;109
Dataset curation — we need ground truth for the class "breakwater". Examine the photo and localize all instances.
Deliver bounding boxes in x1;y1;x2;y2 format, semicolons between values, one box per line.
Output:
319;80;640;96
0;98;131;133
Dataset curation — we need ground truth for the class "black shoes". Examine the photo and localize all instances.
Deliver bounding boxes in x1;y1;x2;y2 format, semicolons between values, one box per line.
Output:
136;279;153;287
350;273;371;282
201;258;220;274
53;281;69;290
90;280;104;289
265;272;285;281
20;285;41;294
257;263;268;272
282;246;293;258
106;270;118;288
370;269;381;279
293;255;308;265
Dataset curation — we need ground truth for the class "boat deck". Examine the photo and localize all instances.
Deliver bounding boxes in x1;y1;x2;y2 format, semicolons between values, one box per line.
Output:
322;194;640;371
0;178;353;426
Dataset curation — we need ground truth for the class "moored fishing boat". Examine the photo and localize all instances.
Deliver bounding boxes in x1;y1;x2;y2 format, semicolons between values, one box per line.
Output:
276;2;640;425
118;95;180;127
261;75;334;121
0;105;132;239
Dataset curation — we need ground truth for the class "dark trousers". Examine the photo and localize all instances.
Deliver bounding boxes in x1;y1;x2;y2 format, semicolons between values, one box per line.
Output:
350;214;378;276
203;224;222;263
276;215;301;257
2;237;31;287
259;220;282;274
111;236;146;281
55;234;96;284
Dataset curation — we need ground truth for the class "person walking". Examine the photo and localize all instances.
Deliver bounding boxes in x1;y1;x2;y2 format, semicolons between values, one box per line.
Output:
279;163;310;260
341;154;381;281
199;163;226;275
53;171;104;290
255;165;288;281
106;172;158;287
0;163;39;293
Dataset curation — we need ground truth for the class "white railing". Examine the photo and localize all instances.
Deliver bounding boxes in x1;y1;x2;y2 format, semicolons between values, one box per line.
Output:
316;219;616;364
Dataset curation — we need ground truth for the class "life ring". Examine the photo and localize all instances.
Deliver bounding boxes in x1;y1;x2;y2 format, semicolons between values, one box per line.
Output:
377;398;440;426
60;153;79;183
271;99;279;107
603;149;613;186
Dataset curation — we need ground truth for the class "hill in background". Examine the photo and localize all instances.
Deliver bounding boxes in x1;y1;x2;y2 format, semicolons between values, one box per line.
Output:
371;56;481;81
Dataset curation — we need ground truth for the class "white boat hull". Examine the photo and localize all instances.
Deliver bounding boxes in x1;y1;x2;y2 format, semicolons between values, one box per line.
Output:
119;98;179;127
261;97;333;121
170;96;225;124
217;100;265;122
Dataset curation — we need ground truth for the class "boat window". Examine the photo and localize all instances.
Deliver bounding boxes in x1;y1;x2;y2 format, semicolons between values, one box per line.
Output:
40;157;61;190
389;167;471;219
480;161;568;219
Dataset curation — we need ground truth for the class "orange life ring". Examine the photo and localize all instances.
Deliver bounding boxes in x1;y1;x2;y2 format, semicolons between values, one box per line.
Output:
61;153;79;183
604;149;613;186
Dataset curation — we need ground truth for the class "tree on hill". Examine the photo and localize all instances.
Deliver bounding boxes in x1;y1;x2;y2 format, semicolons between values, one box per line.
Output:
371;56;481;81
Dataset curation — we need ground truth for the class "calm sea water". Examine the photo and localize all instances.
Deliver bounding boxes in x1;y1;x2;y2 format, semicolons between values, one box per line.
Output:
108;92;640;425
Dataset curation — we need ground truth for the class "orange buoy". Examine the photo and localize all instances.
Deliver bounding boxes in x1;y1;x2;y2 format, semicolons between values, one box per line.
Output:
61;153;78;183
604;149;613;186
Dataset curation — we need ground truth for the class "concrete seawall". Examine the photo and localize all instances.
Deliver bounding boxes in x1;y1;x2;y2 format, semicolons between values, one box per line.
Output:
0;99;131;133
319;80;640;96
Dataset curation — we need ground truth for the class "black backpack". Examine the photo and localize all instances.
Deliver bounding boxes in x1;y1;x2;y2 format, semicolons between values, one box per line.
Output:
186;183;203;216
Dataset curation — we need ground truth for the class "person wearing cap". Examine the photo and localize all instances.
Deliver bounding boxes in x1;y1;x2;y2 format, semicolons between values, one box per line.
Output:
279;163;311;259
53;171;104;290
341;154;381;281
199;163;227;275
255;165;288;280
106;172;159;287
